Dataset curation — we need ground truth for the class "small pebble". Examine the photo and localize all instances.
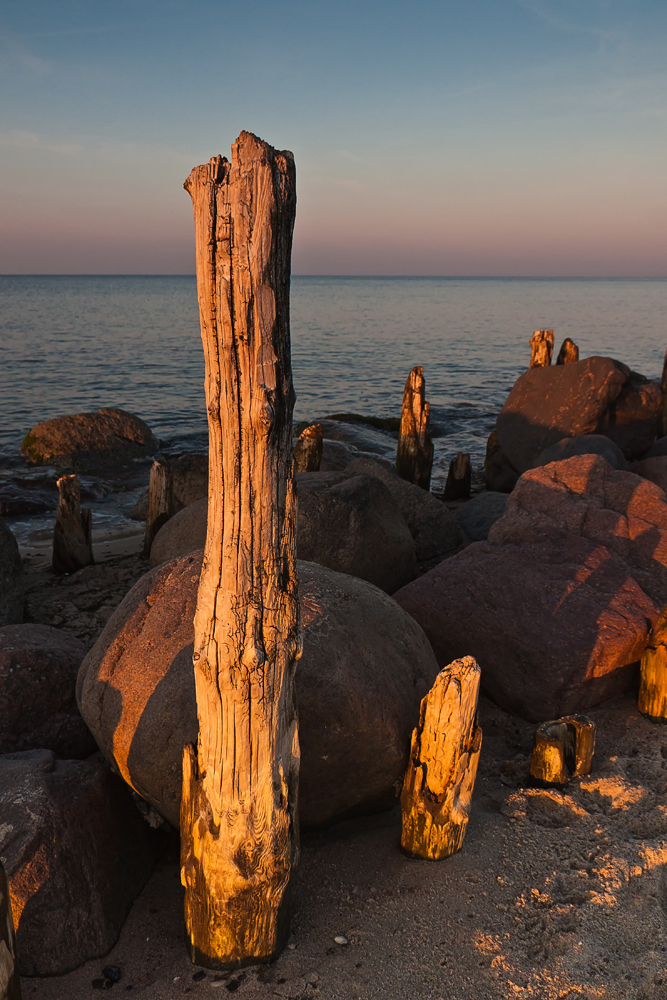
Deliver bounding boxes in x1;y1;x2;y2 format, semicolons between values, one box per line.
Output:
334;935;348;946
193;970;207;982
103;966;122;984
287;943;296;950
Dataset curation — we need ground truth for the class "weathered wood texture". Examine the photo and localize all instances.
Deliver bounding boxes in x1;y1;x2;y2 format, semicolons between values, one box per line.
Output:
395;366;434;489
181;132;300;969
401;656;482;860
661;349;667;438
639;606;667;721
529;715;596;786
443;452;471;501
144;459;175;555
529;329;554;368
52;474;93;574
0;861;21;1000
294;424;323;472
556;337;579;366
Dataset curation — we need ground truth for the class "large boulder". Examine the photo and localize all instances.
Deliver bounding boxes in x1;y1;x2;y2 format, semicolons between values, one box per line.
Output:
149;496;207;566
496;357;660;478
345;457;461;567
21;407;159;472
395;455;667;721
394;535;656;722
296;472;417;592
0;749;154;976
631;456;667;496
0;521;23;627
77;554;440;830
130;451;209;522
531;434;629;471
0;624;95;758
455;491;508;542
151;475;418;593
491;455;667;608
318;418;398;461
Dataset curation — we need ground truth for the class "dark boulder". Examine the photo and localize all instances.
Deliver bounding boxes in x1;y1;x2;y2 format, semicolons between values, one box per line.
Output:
77;554;440;830
455;491;509;542
0;520;23;627
496;357;660;475
531;434;628;471
21;407;159;473
0;749;154;976
296;472;417;593
149;496;207;566
345;456;461;567
0;624;95;758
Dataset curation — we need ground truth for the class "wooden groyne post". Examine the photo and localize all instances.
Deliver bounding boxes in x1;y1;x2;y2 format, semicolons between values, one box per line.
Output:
52;474;93;574
443;452;471;501
395;366;433;489
401;656;482;860
0;861;21;999
556;337;579;365
529;330;554;368
639;606;667;722
143;459;175;555
294;423;323;472
181;133;300;968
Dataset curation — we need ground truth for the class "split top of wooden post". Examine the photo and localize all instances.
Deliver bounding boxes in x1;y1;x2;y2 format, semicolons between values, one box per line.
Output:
529;329;554;368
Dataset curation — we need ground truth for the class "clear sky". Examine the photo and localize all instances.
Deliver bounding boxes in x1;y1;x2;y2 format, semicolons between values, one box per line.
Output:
1;1;666;276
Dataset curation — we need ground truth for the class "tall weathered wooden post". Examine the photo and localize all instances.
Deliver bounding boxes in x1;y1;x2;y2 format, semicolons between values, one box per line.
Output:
181;132;300;969
395;366;433;489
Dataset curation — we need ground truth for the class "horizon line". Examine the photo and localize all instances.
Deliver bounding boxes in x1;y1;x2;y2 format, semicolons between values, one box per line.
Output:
1;273;667;281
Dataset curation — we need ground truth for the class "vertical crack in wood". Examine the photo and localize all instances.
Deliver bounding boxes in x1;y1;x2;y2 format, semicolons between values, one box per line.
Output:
181;132;299;969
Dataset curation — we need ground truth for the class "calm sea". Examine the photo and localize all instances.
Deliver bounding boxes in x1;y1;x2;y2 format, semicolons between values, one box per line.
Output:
2;275;666;551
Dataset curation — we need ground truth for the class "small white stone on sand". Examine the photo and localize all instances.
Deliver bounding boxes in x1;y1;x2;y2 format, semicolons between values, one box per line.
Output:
334;935;348;946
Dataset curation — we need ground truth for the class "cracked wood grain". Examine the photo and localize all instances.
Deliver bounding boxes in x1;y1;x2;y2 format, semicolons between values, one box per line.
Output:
180;131;300;969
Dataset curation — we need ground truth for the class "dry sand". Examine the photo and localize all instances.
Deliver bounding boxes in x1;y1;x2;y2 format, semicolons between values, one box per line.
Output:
19;554;667;999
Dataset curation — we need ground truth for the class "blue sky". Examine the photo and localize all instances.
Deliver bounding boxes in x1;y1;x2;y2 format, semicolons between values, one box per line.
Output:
1;1;666;275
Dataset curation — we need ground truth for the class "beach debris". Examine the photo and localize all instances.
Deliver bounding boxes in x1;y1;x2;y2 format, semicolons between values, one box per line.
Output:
395;366;433;490
334;935;348;946
295;423;323;472
180;133;300;968
484;430;517;493
529;715;596;786
529;329;554;368
0;860;21;1000
556;337;579;365
400;656;482;860
52;473;94;574
143;458;175;555
193;970;207;981
443;451;471;501
639;605;667;722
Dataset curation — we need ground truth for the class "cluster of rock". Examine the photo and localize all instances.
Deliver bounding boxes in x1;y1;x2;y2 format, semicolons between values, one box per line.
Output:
4;354;667;978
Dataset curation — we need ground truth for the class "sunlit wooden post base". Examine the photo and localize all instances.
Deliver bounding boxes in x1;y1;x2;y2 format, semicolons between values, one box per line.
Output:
395;366;433;490
400;656;482;861
529;715;596;786
639;606;667;722
295;423;323;472
180;132;300;970
0;861;21;1000
529;329;554;368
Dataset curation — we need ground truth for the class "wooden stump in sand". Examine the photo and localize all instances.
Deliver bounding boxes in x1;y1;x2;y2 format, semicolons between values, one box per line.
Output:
529;329;554;368
443;452;471;501
639;606;667;722
52;474;93;574
180;132;300;969
395;366;433;489
143;458;175;555
294;423;323;472
556;337;579;366
529;715;596;786
0;861;21;999
401;656;482;860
